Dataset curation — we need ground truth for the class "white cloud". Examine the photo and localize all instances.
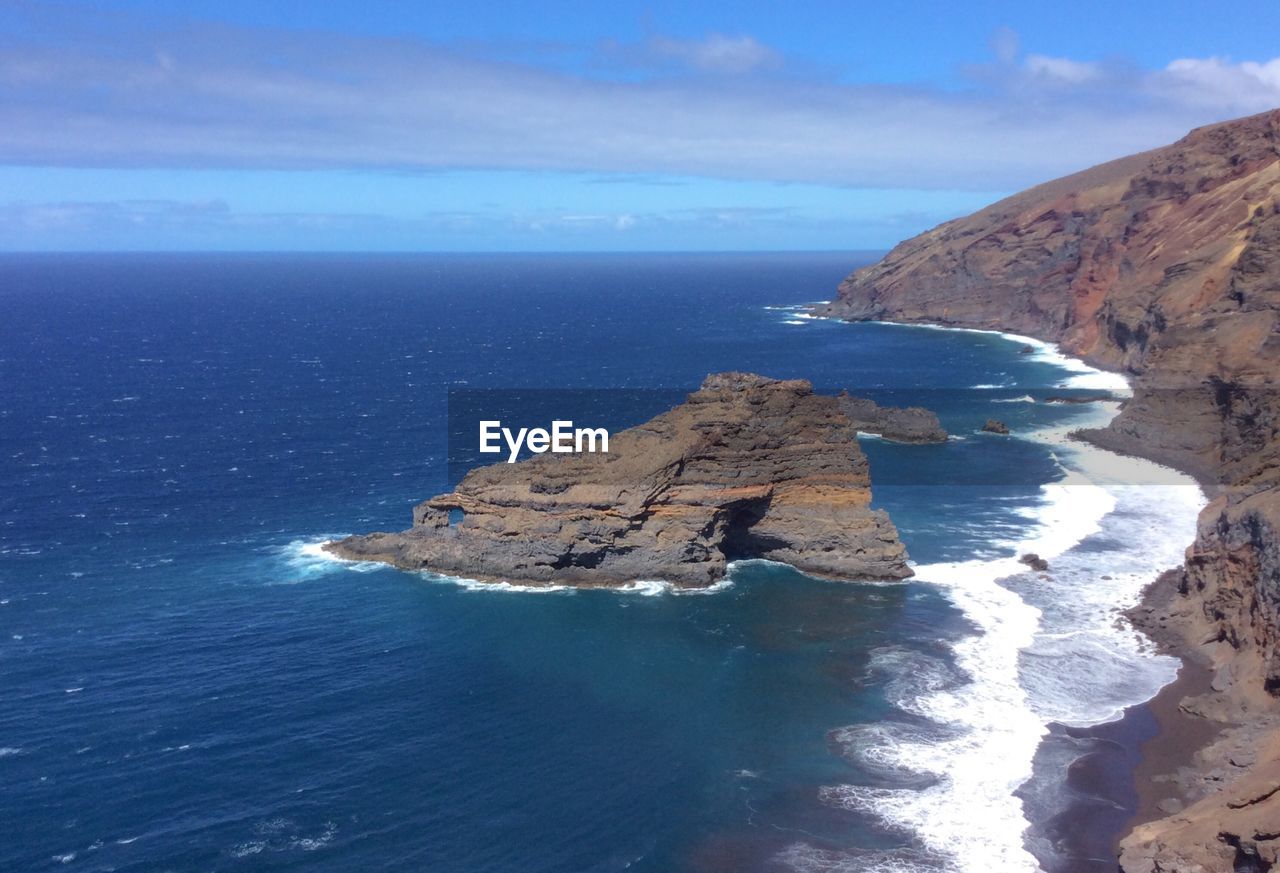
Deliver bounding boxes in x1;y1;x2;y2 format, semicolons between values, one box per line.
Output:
989;26;1021;66
1;15;1278;192
1023;54;1103;84
0;198;963;251
648;33;782;74
1155;57;1280;112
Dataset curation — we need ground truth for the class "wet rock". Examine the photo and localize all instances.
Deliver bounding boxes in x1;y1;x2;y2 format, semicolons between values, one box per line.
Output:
836;393;947;443
1020;553;1050;572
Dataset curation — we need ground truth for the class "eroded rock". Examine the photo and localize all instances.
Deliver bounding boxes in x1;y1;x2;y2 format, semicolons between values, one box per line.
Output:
836;393;947;443
327;373;911;588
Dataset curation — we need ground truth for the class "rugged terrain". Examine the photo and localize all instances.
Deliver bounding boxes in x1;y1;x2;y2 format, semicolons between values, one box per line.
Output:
327;373;911;588
822;109;1280;871
836;392;948;443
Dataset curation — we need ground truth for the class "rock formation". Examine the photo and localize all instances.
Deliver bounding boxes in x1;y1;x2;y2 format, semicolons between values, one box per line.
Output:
836;392;948;443
327;373;911;588
822;109;1280;871
1019;553;1049;572
981;419;1010;435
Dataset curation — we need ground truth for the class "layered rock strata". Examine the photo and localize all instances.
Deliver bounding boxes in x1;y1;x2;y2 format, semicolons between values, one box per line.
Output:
327;373;911;588
822;109;1280;871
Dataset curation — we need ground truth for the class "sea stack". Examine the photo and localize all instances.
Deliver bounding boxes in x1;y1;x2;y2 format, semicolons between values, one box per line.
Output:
327;373;911;588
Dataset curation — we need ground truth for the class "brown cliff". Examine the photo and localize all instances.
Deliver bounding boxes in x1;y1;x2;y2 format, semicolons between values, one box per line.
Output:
326;373;911;588
822;109;1280;871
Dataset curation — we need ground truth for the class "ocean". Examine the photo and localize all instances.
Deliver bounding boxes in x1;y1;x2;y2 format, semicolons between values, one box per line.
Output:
0;252;1203;872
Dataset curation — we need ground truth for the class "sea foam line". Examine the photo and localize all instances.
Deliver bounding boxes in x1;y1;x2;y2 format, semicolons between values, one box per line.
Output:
280;537;738;596
802;324;1203;873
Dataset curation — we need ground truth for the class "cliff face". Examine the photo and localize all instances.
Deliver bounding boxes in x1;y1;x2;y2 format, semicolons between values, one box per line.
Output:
327;373;910;588
823;109;1280;871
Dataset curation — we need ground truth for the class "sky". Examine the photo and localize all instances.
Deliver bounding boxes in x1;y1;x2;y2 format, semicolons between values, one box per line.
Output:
2;0;1279;251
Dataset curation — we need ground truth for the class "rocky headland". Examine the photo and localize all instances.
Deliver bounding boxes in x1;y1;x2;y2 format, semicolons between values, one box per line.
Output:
822;109;1280;871
836;392;948;443
327;373;911;588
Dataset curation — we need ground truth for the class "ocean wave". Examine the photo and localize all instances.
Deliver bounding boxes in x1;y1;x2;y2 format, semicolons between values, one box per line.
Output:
429;568;740;596
817;341;1202;872
425;573;576;594
862;321;1132;391
827;721;949;788
774;839;947;873
277;537;385;579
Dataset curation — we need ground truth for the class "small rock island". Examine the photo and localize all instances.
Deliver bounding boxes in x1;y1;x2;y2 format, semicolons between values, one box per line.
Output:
326;372;912;588
836;392;948;443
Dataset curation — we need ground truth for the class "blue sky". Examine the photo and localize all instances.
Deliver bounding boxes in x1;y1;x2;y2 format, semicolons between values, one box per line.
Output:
3;0;1279;251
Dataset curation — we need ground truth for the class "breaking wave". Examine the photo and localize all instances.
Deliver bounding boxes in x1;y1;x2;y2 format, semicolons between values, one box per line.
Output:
783;327;1202;873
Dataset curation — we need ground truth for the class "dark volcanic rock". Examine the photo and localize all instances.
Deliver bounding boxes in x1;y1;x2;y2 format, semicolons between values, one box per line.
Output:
820;108;1280;872
836;392;948;443
982;419;1010;435
327;373;911;588
1019;553;1049;572
1044;395;1106;405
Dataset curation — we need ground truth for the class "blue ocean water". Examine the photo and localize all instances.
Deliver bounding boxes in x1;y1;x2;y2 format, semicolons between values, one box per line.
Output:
0;253;1189;873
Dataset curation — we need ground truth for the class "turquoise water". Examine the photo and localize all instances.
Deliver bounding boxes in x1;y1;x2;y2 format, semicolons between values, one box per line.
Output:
0;253;1162;872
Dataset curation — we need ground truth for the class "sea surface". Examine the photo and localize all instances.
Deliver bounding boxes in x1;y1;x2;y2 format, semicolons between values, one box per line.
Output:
0;253;1203;873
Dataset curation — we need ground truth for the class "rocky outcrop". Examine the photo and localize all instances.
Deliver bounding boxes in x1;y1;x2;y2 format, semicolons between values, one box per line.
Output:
982;419;1010;435
822;109;1280;871
836;393;947;443
327;373;911;588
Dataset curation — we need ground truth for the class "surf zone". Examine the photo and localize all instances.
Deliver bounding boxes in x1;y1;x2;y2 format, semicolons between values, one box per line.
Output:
479;420;610;463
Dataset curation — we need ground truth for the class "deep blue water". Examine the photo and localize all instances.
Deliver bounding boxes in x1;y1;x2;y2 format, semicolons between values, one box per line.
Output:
0;253;1100;872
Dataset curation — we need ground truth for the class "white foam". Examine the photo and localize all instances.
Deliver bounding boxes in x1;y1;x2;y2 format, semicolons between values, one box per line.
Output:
429;573;575;594
278;537;385;579
862;321;1131;392
815;327;1204;872
774;841;946;873
296;537;741;597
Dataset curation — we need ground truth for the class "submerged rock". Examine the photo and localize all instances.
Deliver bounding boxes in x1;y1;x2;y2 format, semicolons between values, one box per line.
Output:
836;392;947;443
327;373;911;588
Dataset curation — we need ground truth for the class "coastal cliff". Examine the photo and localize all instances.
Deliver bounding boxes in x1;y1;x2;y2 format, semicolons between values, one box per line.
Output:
327;373;910;588
822;109;1280;871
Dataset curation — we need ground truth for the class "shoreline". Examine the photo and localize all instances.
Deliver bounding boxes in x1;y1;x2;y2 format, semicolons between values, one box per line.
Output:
819;314;1217;871
312;309;1221;872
